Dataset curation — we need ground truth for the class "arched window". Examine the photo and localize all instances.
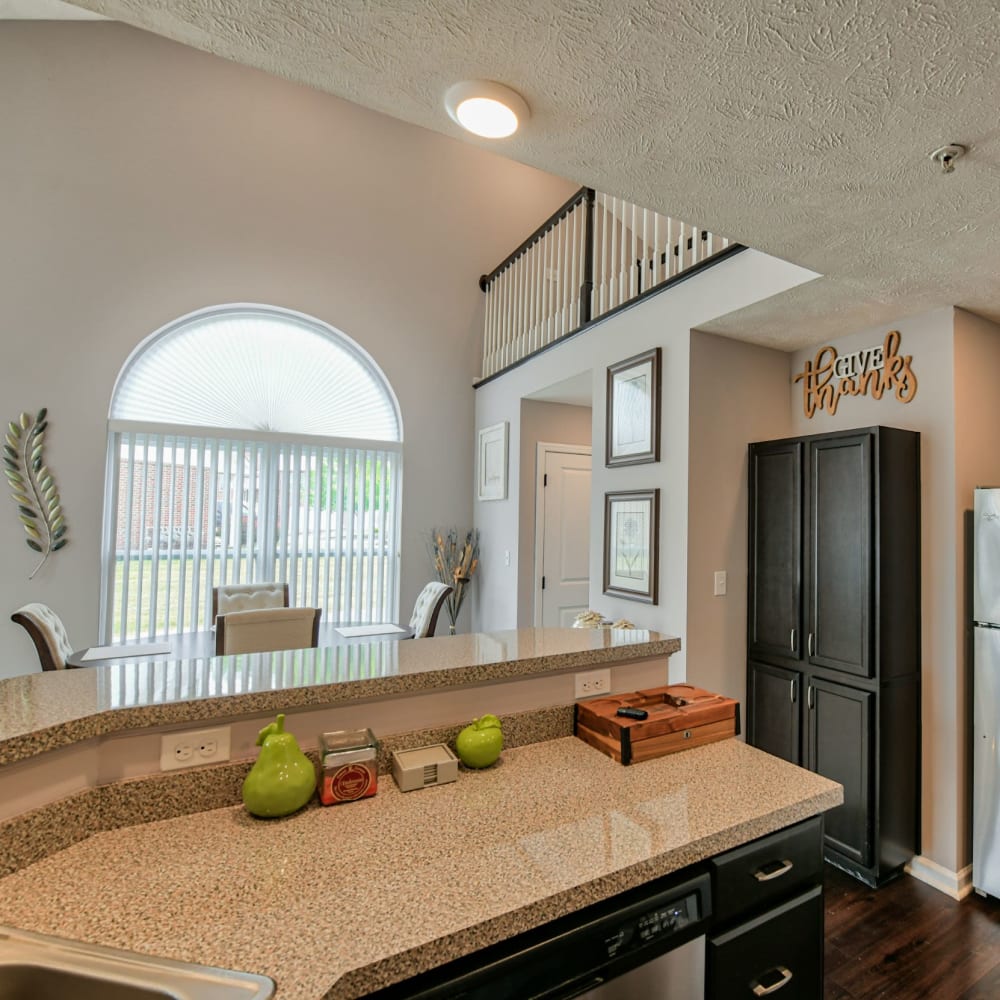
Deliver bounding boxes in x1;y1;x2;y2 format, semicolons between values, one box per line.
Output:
101;304;403;642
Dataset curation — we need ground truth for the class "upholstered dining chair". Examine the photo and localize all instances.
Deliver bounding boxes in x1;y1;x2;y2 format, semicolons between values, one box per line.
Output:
215;606;321;655
212;582;289;624
408;582;453;638
10;603;75;671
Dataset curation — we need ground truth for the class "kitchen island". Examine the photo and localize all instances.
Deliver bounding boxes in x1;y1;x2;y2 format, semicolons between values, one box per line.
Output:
0;735;841;999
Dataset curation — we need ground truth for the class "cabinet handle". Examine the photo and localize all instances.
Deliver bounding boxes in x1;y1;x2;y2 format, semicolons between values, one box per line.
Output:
807;684;814;710
788;679;795;704
751;966;794;996
753;858;794;882
790;628;796;652
807;632;814;657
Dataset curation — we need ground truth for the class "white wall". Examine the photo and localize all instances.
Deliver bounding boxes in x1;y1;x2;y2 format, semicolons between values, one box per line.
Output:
474;249;820;681
686;331;791;706
0;21;577;676
788;309;963;872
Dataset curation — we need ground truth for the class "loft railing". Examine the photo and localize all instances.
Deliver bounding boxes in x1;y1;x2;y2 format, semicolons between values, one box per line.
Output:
478;188;735;380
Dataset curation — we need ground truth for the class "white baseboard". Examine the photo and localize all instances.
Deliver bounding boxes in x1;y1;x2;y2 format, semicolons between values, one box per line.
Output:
905;855;974;899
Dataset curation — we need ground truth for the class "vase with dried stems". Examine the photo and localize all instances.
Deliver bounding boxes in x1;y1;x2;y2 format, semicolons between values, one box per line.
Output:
430;528;480;634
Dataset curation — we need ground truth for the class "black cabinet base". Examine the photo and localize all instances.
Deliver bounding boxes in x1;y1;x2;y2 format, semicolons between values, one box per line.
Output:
824;851;907;889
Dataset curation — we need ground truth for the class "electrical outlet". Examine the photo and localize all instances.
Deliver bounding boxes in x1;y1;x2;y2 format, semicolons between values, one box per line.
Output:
160;726;231;772
575;668;611;699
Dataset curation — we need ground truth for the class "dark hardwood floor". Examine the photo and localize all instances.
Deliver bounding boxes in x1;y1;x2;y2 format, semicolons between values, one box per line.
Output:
825;866;1000;998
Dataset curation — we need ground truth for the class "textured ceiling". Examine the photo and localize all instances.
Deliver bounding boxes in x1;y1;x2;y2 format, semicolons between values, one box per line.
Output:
56;0;1000;350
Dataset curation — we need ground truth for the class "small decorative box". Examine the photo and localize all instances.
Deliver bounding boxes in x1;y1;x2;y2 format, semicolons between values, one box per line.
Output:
318;728;379;805
575;684;740;765
391;744;459;792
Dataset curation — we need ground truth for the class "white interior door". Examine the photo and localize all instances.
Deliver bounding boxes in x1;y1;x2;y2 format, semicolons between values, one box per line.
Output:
536;445;592;626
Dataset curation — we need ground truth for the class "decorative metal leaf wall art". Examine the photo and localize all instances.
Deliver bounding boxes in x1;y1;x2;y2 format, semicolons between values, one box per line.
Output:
3;408;68;579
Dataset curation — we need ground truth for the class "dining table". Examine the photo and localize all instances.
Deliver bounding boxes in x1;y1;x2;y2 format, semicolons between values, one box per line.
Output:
66;621;414;669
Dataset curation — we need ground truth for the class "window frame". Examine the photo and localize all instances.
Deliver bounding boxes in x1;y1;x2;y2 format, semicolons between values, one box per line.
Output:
100;305;403;643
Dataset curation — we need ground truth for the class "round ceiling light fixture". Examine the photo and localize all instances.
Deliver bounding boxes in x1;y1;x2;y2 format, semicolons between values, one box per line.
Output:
444;80;530;139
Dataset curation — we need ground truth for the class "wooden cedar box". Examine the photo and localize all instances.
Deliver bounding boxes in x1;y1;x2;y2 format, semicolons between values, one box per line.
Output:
575;683;740;765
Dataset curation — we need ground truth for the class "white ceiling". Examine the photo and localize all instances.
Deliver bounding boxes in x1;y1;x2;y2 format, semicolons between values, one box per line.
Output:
526;371;593;408
24;1;1000;351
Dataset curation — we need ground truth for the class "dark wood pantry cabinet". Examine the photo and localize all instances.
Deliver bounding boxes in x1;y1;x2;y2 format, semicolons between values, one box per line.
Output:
746;426;920;887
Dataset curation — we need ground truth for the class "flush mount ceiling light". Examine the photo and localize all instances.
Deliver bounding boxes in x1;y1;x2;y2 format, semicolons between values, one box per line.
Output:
444;80;530;139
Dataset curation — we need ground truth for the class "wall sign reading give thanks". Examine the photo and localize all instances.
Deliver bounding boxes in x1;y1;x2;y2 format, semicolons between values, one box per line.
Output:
793;329;918;418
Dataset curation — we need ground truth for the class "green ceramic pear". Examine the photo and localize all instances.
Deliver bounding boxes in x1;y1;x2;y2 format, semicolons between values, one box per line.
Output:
242;714;316;818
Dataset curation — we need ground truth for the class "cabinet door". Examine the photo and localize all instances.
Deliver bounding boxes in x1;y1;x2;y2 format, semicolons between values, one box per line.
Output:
807;433;873;677
748;441;803;661
807;678;873;867
748;661;802;765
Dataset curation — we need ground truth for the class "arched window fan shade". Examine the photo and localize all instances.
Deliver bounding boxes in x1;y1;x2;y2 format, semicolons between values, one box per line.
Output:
112;308;401;441
102;306;402;643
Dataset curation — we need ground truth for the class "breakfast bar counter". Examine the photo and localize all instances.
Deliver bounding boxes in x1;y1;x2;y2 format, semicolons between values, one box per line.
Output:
0;736;841;999
0;627;680;766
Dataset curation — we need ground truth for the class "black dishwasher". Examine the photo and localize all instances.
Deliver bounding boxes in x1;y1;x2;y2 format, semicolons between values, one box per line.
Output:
368;869;711;1000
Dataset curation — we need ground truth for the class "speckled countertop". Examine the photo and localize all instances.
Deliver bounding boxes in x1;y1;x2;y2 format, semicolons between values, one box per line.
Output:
0;628;679;766
0;736;841;999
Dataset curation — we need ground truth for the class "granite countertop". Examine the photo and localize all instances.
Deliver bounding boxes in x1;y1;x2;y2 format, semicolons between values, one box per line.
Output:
0;628;678;767
0;736;842;999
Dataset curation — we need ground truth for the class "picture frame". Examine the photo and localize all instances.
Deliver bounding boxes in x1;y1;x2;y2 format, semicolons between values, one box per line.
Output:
606;347;661;467
477;421;508;501
603;489;659;604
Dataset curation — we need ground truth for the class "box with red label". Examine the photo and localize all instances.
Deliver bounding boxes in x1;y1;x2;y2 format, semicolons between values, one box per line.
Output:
318;728;379;804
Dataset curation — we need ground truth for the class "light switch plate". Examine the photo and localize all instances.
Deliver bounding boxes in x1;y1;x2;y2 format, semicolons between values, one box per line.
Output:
713;571;727;596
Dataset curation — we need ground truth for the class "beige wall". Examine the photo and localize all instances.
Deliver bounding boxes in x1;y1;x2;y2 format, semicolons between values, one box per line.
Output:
788;309;964;872
0;22;576;676
953;308;1000;863
685;331;791;707
516;400;592;625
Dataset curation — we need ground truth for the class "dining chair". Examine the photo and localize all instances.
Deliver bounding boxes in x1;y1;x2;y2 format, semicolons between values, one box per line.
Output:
408;582;453;638
215;607;321;655
212;582;289;624
10;603;75;671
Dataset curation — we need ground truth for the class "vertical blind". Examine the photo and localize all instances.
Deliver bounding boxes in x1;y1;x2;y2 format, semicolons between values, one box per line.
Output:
101;305;404;644
103;429;401;641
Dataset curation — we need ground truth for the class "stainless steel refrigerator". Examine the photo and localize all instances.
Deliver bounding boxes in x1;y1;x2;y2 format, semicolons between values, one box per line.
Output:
974;487;1000;895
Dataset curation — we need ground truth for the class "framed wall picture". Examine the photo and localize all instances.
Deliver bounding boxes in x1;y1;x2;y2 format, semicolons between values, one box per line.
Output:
603;489;659;604
477;421;508;501
606;347;661;467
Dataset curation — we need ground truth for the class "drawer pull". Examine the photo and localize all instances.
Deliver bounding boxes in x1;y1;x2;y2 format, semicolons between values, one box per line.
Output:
751;965;793;996
753;858;793;882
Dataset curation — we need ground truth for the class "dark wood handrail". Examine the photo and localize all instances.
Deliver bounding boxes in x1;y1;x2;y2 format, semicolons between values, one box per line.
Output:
474;242;747;389
479;187;593;291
